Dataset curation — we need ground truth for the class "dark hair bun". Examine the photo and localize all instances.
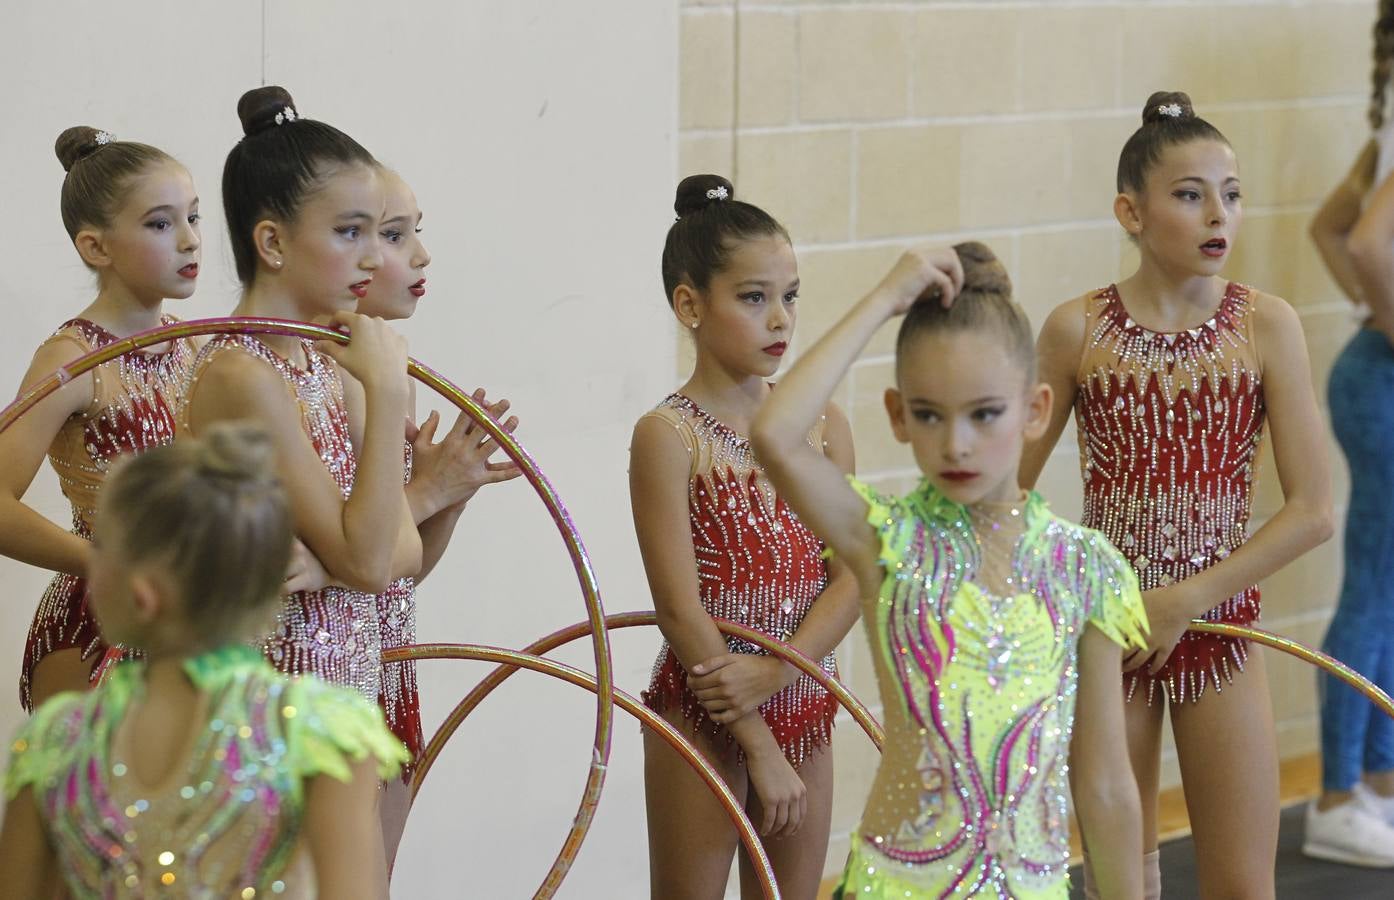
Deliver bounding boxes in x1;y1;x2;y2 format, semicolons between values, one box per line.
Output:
55;126;111;172
238;85;299;137
1141;91;1196;126
954;241;1012;297
674;174;735;218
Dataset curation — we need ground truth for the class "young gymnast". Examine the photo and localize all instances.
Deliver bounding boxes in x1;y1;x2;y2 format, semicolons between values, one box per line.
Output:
753;241;1147;899
1302;5;1394;864
1022;92;1333;897
0;126;201;711
632;175;860;898
0;423;407;898
354;168;521;864
180;85;423;703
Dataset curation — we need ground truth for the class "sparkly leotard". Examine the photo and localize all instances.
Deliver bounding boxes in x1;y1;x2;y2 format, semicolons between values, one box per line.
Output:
4;644;406;899
20;317;195;711
640;393;838;766
376;442;422;783
833;479;1147;899
1074;282;1265;704
181;335;382;703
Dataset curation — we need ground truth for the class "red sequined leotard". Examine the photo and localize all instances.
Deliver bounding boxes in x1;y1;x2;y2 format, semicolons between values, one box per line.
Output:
181;335;383;704
20;317;195;711
376;441;422;783
1074;282;1266;704
641;393;838;766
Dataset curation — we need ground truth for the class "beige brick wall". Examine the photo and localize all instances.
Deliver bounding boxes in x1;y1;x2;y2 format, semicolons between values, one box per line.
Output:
679;0;1374;881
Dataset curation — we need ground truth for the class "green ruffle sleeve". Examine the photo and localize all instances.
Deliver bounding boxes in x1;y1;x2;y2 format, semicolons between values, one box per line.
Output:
4;692;84;800
846;475;910;571
282;677;409;797
1078;530;1150;652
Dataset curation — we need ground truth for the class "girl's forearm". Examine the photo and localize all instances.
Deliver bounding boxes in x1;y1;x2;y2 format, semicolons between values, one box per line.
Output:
343;388;421;588
656;604;781;754
1348;228;1394;326
415;503;465;584
780;569;861;683
1174;501;1332;619
1075;785;1144;899
754;290;895;455
0;501;89;577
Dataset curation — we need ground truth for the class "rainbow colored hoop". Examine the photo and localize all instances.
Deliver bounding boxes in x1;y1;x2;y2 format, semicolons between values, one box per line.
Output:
0;317;613;900
1189;621;1394;717
381;643;781;899
410;611;885;799
11;317;1394;897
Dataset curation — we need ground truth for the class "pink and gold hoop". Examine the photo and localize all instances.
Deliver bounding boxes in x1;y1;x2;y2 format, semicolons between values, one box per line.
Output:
0;317;613;900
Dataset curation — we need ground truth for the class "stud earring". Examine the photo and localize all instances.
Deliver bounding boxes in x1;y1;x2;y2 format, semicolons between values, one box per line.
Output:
273;258;283;269
690;322;698;330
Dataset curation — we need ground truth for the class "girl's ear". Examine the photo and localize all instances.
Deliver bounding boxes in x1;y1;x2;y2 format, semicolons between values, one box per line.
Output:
672;283;702;330
128;572;166;627
1023;381;1054;441
73;228;112;269
883;386;911;444
253;219;285;272
1114;191;1143;237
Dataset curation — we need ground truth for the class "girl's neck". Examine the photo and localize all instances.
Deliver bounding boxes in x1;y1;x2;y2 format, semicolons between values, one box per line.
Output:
143;653;196;690
235;279;317;362
682;354;771;425
81;282;167;338
1118;264;1227;327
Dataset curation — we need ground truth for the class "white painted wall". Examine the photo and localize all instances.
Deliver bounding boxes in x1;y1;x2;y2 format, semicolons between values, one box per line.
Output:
0;2;677;895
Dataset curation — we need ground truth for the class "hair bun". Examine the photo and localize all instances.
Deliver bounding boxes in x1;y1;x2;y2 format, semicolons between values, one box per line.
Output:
237;85;300;137
674;174;735;218
54;126;113;172
196;423;279;486
1141;91;1196;126
953;241;1012;297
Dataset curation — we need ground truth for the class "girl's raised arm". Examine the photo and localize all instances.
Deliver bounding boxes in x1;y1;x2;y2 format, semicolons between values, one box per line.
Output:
0;338;101;577
753;246;962;577
1347;144;1394;337
1311;140;1377;306
1018;297;1086;490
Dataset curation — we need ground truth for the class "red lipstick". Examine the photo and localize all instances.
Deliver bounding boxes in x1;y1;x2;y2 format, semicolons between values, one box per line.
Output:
1200;237;1227;259
178;263;199;279
763;341;787;357
409;278;426;298
940;471;979;483
349;280;372;298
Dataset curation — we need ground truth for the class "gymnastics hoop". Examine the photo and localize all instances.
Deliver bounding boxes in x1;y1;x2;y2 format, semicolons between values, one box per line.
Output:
381;643;780;899
408;611;885;798
0;317;613;900
1189;622;1394;718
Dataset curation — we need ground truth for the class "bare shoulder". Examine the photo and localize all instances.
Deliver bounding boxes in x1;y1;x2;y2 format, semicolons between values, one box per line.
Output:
1039;294;1091;348
1246;287;1301;332
630;409;688;467
190;347;296;418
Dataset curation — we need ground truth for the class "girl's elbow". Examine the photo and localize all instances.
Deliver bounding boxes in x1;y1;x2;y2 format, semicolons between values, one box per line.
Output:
1309;505;1336;548
1346;228;1387;268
